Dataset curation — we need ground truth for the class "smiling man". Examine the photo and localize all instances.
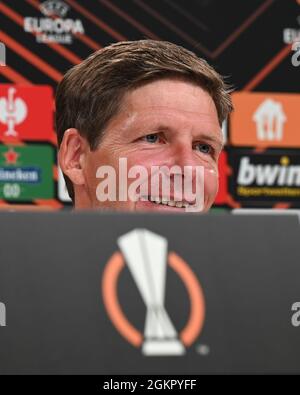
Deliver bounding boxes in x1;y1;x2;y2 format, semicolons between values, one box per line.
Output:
56;40;232;212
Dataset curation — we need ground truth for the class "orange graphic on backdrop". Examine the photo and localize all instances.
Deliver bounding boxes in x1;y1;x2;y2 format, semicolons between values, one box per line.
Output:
231;92;300;148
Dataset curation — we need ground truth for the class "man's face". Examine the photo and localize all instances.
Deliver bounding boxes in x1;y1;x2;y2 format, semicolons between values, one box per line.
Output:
70;78;223;212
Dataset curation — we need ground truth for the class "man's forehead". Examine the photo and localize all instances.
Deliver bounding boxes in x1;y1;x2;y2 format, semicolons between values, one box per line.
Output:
123;79;218;112
118;108;221;134
107;79;222;139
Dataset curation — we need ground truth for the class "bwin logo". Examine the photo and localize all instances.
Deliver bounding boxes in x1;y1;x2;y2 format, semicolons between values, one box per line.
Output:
237;156;300;187
0;302;6;327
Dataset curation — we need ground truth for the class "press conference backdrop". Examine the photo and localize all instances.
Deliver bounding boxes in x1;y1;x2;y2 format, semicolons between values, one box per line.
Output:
0;0;299;210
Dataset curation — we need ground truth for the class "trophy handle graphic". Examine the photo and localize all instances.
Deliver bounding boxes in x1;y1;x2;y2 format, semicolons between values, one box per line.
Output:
118;229;185;356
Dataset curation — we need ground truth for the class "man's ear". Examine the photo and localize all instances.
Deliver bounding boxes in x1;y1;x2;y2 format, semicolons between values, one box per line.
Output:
58;128;89;186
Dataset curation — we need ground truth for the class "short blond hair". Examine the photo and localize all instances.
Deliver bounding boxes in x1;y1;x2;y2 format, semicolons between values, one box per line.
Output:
55;40;233;200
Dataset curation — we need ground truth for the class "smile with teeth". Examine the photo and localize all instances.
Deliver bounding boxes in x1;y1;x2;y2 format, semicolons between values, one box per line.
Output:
141;196;194;208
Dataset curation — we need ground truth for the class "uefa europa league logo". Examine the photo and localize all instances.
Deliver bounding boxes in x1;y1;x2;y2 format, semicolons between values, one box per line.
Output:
102;229;205;356
118;229;184;355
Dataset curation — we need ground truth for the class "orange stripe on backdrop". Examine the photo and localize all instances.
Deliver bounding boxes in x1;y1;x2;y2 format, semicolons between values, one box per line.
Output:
47;43;82;65
0;137;26;146
244;44;292;91
75;33;102;51
0;65;32;84
0;204;60;211
163;0;208;32
34;199;64;209
212;0;274;58
0;2;82;65
273;203;291;209
0;31;63;82
132;0;211;58
65;0;127;41
53;165;58;181
99;0;160;40
26;0;102;51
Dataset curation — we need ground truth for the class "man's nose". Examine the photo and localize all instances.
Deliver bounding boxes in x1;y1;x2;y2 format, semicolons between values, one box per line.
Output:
169;141;198;169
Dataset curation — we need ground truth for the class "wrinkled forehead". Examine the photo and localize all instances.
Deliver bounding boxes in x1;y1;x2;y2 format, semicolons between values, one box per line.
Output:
122;78;219;117
109;81;222;143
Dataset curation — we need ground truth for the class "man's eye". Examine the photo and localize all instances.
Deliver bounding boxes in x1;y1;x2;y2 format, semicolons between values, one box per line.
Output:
143;134;159;143
194;143;212;154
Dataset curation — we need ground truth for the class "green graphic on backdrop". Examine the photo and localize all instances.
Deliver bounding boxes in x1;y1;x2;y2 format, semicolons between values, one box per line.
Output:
0;145;54;201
